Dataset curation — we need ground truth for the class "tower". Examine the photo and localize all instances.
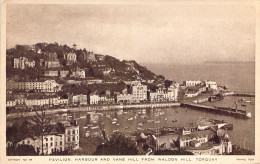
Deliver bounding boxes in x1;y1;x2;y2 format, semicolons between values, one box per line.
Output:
73;44;77;50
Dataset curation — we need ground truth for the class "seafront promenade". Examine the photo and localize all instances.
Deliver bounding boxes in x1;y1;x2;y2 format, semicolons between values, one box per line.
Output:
6;102;180;119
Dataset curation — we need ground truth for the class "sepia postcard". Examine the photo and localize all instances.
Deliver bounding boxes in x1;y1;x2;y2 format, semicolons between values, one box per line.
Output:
0;0;260;163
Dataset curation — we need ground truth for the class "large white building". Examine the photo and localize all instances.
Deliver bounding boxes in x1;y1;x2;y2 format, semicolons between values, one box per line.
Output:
59;70;70;78
72;94;87;105
167;84;179;101
17;124;66;155
44;70;59;77
131;82;147;102
7;80;61;92
64;52;77;65
89;93;99;105
44;52;61;68
61;120;80;151
70;69;85;78
183;80;202;87
116;94;135;103
14;57;35;69
149;83;178;102
205;81;218;90
6;96;67;108
149;88;168;102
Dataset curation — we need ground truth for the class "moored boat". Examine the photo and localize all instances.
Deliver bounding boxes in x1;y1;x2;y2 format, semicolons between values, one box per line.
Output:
113;129;119;133
137;127;144;130
90;126;99;129
85;131;90;137
172;119;178;122
128;117;134;121
159;111;165;115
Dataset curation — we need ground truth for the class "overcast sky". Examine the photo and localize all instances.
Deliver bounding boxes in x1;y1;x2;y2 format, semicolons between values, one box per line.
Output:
6;3;255;64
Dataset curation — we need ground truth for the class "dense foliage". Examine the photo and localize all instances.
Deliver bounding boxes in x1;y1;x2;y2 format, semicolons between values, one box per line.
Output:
93;133;138;155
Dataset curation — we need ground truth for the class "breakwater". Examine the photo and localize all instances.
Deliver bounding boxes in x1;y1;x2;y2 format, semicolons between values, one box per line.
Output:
181;103;251;119
7;102;180;119
232;93;255;97
223;91;255;97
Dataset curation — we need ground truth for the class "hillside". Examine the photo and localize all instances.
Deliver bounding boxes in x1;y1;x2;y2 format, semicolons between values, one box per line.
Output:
6;42;165;83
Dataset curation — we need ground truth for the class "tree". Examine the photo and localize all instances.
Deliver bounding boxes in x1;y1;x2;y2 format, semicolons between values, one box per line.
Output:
6;119;37;156
165;80;173;88
28;108;53;155
87;67;95;77
13;144;38;156
15;44;26;52
93;133;138;155
157;75;165;80
6;120;34;144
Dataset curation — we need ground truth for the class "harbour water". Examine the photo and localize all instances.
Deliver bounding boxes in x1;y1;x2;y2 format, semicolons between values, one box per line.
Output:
56;95;254;151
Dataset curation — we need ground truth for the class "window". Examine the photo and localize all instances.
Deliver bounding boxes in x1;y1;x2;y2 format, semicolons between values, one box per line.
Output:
68;130;70;135
51;137;53;141
60;141;62;145
60;147;62;151
46;138;48;141
73;136;75;141
46;143;48;147
27;140;30;144
73;130;75;134
51;142;53;146
55;142;57;146
77;136;79;141
68;137;70;142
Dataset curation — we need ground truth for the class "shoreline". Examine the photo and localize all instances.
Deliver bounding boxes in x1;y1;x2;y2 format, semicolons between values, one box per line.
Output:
7;92;255;120
7;102;180;119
